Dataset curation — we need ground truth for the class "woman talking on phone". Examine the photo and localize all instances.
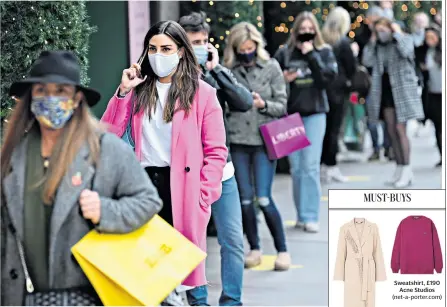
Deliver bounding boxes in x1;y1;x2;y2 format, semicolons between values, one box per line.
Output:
101;21;228;303
274;12;337;233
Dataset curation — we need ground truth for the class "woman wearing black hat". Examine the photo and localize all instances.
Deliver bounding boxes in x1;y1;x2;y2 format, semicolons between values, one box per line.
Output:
1;50;162;306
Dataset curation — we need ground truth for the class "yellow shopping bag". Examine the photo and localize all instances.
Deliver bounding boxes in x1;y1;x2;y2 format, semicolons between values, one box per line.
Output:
71;215;207;306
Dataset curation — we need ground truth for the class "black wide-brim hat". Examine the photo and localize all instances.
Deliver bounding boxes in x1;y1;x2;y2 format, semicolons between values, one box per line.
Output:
9;50;101;106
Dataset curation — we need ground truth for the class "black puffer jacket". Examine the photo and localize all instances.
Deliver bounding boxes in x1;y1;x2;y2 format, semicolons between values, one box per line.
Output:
274;45;338;116
202;64;253;162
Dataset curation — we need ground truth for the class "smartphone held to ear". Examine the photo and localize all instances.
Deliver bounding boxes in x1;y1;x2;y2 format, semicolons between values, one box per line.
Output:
207;52;213;62
135;45;148;78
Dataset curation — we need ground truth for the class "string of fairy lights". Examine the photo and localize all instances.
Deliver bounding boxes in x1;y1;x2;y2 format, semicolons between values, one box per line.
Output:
194;0;441;51
4;1;442;119
2;5;90;123
191;0;261;50
273;0;440;39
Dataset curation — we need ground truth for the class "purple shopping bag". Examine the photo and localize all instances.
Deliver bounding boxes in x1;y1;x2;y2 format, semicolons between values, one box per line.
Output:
259;113;311;160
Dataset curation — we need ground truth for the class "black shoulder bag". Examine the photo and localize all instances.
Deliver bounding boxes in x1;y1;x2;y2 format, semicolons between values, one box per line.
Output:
17;228;102;306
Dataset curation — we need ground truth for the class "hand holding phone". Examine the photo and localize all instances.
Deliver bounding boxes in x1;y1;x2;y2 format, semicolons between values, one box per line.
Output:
206;44;219;71
119;46;148;95
283;69;299;83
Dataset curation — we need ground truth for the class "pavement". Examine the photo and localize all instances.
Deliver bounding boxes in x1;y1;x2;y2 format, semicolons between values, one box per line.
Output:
203;120;441;306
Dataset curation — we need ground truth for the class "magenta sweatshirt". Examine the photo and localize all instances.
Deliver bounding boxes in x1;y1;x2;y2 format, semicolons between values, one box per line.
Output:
391;216;443;274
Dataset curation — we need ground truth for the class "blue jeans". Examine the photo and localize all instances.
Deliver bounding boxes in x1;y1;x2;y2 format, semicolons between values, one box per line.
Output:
366;95;390;151
368;121;390;151
186;176;244;306
186;285;209;306
231;144;287;253
288;113;326;223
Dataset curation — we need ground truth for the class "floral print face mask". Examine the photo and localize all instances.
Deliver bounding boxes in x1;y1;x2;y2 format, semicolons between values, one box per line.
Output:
30;96;76;129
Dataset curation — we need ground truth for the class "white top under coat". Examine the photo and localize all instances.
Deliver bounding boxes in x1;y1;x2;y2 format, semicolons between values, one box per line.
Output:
141;81;173;168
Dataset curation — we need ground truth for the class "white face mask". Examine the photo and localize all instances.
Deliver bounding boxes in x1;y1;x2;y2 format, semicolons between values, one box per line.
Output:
148;52;180;77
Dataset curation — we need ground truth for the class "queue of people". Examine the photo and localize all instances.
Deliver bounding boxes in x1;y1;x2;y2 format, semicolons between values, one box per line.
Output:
1;4;441;307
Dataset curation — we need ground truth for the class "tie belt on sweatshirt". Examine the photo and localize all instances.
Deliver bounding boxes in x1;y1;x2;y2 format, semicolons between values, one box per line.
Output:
347;254;374;301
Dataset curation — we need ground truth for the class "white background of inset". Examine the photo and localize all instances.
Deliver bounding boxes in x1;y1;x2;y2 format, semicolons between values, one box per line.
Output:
328;189;445;209
329;210;446;307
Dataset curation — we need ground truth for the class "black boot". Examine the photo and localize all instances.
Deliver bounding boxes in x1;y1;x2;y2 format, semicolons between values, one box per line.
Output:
207;215;218;237
384;148;395;161
369;150;380;161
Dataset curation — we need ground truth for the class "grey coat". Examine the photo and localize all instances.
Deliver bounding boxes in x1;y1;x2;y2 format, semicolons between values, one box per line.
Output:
226;58;287;146
1;132;162;305
362;32;424;123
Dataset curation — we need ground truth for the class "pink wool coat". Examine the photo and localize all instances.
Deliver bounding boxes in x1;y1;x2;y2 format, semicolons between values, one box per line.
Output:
101;80;228;286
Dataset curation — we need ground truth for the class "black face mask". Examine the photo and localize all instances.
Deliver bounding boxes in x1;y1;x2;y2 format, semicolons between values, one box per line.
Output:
237;50;256;64
297;32;316;43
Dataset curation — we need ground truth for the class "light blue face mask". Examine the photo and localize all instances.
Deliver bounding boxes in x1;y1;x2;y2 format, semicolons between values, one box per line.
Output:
192;45;208;65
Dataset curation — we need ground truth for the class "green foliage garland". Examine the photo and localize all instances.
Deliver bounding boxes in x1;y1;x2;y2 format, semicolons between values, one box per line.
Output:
0;1;96;121
182;0;263;55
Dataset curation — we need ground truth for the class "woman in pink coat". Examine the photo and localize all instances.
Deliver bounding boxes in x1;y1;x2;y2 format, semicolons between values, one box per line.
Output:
101;21;228;302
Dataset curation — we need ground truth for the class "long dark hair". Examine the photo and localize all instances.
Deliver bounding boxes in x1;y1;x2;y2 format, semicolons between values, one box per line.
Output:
426;25;442;66
134;21;200;122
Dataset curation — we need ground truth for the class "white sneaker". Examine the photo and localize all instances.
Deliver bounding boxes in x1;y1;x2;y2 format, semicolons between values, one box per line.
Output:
385;165;403;185
304;222;319;233
326;166;348;183
394;166;413;188
161;289;184;306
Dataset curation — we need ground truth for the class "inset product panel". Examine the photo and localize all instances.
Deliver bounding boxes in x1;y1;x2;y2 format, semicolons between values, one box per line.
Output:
329;210;445;307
